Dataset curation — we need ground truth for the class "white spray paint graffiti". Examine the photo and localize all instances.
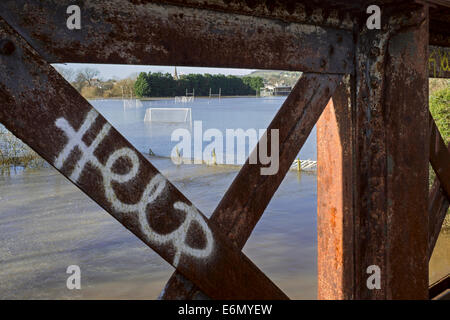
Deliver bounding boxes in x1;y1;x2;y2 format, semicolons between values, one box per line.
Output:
54;109;214;266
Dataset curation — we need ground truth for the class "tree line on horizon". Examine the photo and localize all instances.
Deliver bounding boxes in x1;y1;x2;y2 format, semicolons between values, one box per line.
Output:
134;72;264;97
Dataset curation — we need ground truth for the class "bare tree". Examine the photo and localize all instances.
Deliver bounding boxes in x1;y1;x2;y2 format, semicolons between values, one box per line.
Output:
77;67;100;86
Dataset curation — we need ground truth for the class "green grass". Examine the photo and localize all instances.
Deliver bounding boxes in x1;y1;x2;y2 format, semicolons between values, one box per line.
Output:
429;86;450;225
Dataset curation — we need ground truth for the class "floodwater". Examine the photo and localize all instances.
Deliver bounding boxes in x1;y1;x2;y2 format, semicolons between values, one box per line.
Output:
0;97;447;299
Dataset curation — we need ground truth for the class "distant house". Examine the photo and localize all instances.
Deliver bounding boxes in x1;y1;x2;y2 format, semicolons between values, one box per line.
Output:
273;86;291;96
91;78;102;88
260;84;291;96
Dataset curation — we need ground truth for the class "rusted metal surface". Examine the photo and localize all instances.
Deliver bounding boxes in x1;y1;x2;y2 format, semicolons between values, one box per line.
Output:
429;46;450;78
0;17;289;300
428;116;450;258
154;0;358;29
353;6;429;299
429;274;450;299
161;73;342;299
429;3;450;47
428;177;449;259
137;0;450;46
317;79;354;300
155;1;450;48
0;0;354;74
429;115;450;198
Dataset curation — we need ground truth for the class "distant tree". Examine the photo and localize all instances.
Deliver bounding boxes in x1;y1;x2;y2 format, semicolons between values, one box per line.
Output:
73;72;87;92
81;86;102;99
125;72;264;97
134;72;151;97
77;67;100;87
243;76;264;94
117;78;136;98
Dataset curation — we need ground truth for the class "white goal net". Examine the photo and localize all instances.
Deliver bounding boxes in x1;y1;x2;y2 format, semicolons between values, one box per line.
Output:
144;108;192;123
123;99;143;108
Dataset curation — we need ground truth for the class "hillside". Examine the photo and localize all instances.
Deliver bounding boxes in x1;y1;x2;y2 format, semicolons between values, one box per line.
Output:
247;70;302;87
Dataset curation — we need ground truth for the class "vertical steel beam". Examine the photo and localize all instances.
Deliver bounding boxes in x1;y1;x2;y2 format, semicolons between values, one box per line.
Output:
317;79;354;299
318;5;431;300
352;6;430;299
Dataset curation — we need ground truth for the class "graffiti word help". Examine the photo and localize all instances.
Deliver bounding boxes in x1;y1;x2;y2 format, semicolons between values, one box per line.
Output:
54;110;214;267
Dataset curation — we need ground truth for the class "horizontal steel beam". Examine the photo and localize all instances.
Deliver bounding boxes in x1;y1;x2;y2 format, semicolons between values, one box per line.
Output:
161;73;342;299
0;17;288;300
154;0;358;29
429;274;450;299
429;46;450;78
0;0;354;74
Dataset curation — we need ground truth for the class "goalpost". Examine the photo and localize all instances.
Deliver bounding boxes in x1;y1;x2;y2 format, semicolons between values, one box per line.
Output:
144;108;192;123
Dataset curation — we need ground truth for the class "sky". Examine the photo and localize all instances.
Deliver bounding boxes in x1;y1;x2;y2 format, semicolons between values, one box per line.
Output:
53;63;256;80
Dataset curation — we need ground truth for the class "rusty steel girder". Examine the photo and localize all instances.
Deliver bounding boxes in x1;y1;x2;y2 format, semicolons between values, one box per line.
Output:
428;115;450;259
316;5;431;299
429;274;450;299
317;80;354;300
161;73;342;299
0;16;290;300
353;6;430;299
429;114;450;198
0;0;354;74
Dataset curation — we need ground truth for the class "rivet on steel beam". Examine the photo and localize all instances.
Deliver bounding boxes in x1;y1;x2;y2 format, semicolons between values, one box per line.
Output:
0;39;15;55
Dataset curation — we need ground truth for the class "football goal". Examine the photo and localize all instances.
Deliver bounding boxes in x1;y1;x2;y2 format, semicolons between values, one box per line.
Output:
144;108;192;123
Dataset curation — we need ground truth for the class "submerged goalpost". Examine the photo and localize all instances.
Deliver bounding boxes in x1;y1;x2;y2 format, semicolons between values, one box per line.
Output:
144;108;192;123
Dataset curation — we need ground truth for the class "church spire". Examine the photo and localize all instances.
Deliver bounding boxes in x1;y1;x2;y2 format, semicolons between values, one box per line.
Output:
174;66;179;80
